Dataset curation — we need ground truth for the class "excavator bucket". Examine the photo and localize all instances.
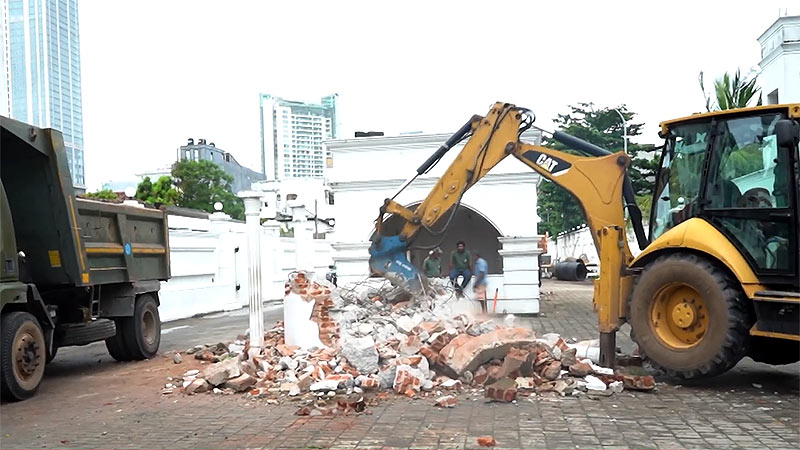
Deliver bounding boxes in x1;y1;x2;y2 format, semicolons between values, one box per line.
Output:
368;235;425;296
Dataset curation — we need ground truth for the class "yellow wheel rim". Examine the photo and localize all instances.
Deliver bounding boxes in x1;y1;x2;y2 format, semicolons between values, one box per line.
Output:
650;283;708;349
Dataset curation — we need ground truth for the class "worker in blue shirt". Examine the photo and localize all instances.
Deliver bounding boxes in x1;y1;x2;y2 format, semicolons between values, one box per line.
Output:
473;252;488;302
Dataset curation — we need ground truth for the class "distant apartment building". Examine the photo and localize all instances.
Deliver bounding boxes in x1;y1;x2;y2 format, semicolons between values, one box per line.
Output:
178;139;265;194
758;14;800;104
1;0;86;188
259;93;339;180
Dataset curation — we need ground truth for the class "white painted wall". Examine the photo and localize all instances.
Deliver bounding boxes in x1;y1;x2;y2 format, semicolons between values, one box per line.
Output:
157;212;333;322
547;226;641;267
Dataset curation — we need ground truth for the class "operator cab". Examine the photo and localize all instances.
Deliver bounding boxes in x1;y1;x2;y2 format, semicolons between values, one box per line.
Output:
651;104;800;287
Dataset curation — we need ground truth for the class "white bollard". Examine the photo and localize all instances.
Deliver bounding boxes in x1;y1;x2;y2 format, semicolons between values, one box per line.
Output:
239;192;265;355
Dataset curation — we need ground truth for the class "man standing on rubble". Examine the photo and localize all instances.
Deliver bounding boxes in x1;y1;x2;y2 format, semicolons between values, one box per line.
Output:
449;241;472;293
422;247;442;278
473;252;488;302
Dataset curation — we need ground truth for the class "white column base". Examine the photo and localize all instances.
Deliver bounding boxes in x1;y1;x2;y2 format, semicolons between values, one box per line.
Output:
497;236;543;314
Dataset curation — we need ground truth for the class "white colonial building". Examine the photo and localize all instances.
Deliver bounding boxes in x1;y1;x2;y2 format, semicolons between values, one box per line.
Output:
326;130;545;313
758;15;800;104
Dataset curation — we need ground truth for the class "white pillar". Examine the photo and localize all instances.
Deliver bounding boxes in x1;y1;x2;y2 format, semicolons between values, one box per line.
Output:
239;191;265;354
331;241;372;286
289;201;314;272
497;236;543;314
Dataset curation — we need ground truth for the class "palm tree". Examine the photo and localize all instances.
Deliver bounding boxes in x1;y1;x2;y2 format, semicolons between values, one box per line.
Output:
698;69;762;111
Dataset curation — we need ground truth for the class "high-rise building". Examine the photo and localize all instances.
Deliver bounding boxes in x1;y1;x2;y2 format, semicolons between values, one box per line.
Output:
260;93;339;180
1;0;85;188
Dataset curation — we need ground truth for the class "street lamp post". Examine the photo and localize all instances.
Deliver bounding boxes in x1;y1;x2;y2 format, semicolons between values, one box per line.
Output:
613;108;628;155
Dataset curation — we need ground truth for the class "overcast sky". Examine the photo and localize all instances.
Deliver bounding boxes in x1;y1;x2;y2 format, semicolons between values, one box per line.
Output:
78;1;796;190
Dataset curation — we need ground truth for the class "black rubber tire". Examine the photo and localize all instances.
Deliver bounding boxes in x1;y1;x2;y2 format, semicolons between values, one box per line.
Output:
46;345;58;364
1;312;46;401
628;254;753;379
121;294;161;360
56;319;117;347
105;321;132;362
748;336;800;365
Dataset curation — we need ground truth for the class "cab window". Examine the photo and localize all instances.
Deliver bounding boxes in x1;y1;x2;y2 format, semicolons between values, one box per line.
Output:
705;113;789;209
650;122;710;240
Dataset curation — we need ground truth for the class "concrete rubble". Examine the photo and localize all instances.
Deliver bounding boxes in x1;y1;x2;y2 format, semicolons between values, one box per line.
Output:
165;273;656;411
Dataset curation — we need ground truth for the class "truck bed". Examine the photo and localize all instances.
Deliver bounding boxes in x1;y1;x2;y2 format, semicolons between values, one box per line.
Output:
1;115;170;288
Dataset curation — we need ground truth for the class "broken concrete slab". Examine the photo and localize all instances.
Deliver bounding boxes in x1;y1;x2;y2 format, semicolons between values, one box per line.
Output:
437;328;537;377
223;373;256;392
202;358;242;386
184;379;210;394
341;336;379;375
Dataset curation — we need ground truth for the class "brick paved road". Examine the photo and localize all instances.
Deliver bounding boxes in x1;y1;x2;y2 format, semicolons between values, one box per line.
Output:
2;280;798;450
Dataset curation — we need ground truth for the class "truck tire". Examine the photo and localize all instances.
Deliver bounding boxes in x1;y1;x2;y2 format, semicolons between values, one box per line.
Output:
120;294;161;360
748;337;800;365
105;324;132;362
46;345;58;364
56;319;117;347
1;312;46;401
628;254;752;379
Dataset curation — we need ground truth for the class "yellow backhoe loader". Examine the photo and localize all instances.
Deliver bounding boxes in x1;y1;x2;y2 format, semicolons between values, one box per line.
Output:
368;102;800;378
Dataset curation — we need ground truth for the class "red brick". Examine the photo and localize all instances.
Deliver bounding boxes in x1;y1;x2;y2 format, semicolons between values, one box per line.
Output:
568;361;593;377
541;360;561;381
485;377;517;403
419;346;438;362
477;436;497;447
360;377;379;390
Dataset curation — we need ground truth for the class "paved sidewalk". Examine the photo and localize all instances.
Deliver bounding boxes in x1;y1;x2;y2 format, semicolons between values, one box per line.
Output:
1;280;798;450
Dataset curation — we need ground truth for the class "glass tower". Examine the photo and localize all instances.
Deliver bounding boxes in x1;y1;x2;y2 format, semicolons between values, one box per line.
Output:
260;94;339;180
2;0;85;188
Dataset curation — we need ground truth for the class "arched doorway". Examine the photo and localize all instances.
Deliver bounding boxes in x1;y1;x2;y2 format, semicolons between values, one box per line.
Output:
369;203;503;275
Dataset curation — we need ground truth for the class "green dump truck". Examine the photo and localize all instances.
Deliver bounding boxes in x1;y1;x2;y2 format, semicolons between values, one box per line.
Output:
1;116;170;400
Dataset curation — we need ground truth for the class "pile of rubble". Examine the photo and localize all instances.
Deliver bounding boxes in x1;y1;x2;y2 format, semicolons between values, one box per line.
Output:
163;273;654;412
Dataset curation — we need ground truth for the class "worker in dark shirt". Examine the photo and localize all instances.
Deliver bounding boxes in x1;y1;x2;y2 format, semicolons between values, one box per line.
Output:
422;247;442;278
449;241;472;292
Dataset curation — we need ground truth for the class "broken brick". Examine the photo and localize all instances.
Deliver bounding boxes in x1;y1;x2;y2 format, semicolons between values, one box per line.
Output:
477;436;497;447
495;347;529;380
485;377;517;403
434;395;457;408
360;377;379;390
276;344;299;357
541;360;561;381
568;361;593;377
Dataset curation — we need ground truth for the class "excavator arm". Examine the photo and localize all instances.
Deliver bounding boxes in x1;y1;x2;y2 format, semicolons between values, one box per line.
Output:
369;102;645;366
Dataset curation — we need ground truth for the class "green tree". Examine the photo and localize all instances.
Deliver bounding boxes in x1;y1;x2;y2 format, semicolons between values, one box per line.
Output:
698;69;762;111
135;175;179;206
171;160;244;220
537;103;658;237
83;189;119;201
